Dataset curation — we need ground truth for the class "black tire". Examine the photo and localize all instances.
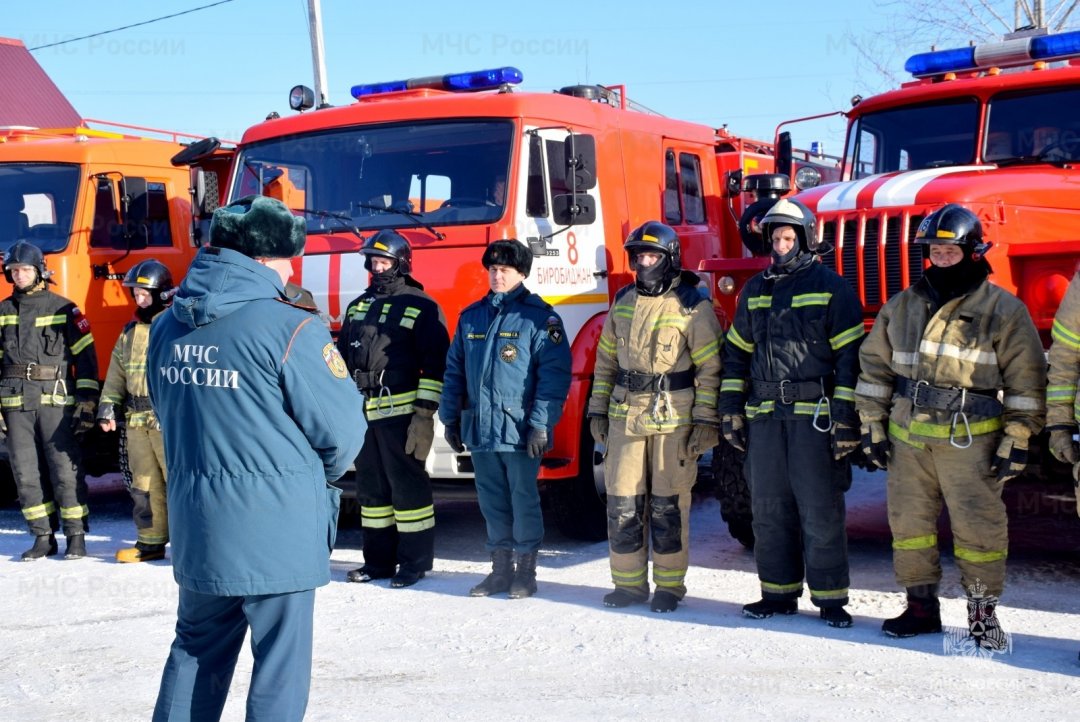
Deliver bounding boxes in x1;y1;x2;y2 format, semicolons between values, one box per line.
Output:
712;440;754;549
547;421;607;541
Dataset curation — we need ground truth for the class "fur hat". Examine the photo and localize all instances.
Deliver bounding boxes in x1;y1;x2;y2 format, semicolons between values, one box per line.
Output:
209;195;306;259
481;239;532;277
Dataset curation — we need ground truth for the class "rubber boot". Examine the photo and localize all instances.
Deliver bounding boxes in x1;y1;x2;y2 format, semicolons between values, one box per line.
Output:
650;590;680;613
469;549;514;597
968;593;1008;651
742;598;798;619
508;552;538;599
21;533;58;561
116;544;166;563
882;584;942;638
64;534;86;560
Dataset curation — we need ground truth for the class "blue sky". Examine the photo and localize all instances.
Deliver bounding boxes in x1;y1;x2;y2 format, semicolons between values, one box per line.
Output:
6;0;971;152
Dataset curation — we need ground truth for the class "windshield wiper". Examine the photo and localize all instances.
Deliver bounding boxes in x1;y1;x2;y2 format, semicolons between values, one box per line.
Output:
991;152;1071;168
352;203;446;240
297;208;365;241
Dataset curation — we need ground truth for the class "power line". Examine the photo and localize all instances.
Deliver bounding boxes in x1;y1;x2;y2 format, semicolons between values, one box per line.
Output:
28;0;237;51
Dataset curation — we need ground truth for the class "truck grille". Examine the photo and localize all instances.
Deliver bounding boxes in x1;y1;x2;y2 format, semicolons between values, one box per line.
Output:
819;212;925;311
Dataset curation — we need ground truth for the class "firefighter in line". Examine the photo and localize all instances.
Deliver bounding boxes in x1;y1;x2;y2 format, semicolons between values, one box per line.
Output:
855;204;1045;649
720;199;864;628
0;241;98;560
440;239;571;599
587;221;722;613
1045;267;1080;663
339;230;450;588
98;260;174;563
148;196;365;719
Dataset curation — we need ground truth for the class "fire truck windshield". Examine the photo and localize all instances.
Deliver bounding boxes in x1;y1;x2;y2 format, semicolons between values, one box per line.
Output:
844;98;979;179
230;120;514;233
985;86;1080;165
0;163;80;253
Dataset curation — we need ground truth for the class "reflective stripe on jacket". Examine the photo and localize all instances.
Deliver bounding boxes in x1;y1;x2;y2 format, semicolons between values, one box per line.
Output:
1047;270;1080;427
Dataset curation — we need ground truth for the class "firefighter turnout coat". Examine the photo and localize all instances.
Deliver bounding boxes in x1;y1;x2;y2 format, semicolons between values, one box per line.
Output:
855;274;1045;596
1045;269;1080;517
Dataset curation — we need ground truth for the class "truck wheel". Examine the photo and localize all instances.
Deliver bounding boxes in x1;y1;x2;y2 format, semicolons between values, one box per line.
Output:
712;441;754;549
547;423;607;542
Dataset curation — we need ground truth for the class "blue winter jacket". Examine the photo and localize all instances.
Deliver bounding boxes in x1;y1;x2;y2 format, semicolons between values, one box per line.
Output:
440;284;572;451
147;247;365;596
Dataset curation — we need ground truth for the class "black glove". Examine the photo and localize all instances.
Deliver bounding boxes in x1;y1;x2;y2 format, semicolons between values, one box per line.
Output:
831;423;861;461
721;414;747;452
444;424;465;453
526;426;549;459
861;421;889;470
989;434;1028;484
72;399;97;440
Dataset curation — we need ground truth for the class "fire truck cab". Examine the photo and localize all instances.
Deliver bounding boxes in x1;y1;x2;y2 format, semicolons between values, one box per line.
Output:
215;67;780;538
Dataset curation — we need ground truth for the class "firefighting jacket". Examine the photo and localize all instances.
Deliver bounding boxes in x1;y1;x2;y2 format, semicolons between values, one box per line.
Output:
440;283;571;452
100;320;157;428
337;277;449;422
719;261;864;422
855;277;1045;446
1047;271;1080;428
0;287;98;411
147;246;365;596
587;273;723;435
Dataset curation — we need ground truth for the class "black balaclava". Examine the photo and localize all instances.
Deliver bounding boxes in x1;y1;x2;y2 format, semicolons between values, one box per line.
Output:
922;247;990;305
134;289;170;323
632;251;677;296
365;255;405;296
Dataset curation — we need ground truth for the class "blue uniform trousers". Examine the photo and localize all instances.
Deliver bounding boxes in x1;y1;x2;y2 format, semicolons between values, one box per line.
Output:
153;587;316;722
471;450;544;554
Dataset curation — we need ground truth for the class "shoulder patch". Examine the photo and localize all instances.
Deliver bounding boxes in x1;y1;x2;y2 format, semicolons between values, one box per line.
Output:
322;343;349;379
546;315;564;345
73;307;92;334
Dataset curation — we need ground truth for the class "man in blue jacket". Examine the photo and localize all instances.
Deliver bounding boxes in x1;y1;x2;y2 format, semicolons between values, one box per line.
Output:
147;195;365;721
440;239;571;599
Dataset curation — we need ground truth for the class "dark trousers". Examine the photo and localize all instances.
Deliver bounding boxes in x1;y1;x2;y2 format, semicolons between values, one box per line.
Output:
355;415;435;574
153;587;316;722
7;405;88;536
745;415;850;607
471;450;544;554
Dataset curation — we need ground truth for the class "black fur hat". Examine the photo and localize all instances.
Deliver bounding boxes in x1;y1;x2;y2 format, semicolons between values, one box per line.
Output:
209;195;307;259
481;239;532;277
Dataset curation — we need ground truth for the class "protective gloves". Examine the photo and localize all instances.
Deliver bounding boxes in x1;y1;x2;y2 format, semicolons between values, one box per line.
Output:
404;409;436;461
861;420;889;470
831;423;861;461
444;424;465;453
589;416;609;447
72;399;98;440
686;424;720;459
1046;425;1079;465
989;434;1028;484
721;414;747;452
526;426;549;459
97;401;117;433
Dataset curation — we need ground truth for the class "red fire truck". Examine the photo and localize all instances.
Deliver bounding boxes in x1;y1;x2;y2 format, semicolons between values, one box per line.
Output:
187;67;788;539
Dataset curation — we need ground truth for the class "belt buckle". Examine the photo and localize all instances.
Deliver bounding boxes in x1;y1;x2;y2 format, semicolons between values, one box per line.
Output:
778;379;794;405
911;380;930;408
24;362;36;381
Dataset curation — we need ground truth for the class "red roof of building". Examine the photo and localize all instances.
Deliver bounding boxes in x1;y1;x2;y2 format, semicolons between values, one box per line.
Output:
0;37;81;128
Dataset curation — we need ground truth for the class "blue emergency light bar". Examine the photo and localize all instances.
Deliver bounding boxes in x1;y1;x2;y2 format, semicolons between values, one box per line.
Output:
351;66;523;99
905;29;1080;77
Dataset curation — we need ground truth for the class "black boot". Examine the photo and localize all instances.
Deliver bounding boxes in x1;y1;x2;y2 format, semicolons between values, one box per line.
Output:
470;549;514;597
882;584;942;638
602;587;648;608
508;552;538;599
650;590;680;613
968;593;1008;651
64;534;86;560
21;533;58;561
742;598;798;619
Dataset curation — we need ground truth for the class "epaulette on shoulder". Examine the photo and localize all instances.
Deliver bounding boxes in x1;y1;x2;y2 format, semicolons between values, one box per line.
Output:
522;290;553;311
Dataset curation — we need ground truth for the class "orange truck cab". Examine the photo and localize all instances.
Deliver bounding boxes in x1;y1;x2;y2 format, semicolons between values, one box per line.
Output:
198;67;788;538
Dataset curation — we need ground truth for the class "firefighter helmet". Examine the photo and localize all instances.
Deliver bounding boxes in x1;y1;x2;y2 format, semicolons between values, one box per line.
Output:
759;198;825;254
623;221;682;271
914;204;990;257
123;259;174;293
361;229;412;275
3;240;50;285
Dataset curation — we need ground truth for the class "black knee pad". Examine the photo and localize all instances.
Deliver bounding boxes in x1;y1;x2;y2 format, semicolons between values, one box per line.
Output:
607;494;645;554
650;494;682;554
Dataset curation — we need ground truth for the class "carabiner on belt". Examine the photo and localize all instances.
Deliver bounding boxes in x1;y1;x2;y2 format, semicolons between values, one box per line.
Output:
949;389;973;448
812;395;833;433
50;378;68;407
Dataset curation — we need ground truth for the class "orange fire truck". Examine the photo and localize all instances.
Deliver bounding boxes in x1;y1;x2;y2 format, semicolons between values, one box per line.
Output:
192;67;792;539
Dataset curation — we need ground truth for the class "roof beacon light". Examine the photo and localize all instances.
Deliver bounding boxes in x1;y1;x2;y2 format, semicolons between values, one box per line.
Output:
351;66;523;99
905;29;1080;77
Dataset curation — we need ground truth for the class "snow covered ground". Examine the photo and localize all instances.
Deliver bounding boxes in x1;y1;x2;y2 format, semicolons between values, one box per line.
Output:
1;468;1078;721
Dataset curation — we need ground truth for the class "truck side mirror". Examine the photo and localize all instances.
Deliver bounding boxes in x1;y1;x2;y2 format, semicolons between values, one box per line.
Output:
724;169;744;197
564;134;597;191
553;193;596;225
777;131;793;178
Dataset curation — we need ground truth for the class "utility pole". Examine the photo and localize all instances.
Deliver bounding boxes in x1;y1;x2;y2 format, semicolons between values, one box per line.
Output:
307;0;329;107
